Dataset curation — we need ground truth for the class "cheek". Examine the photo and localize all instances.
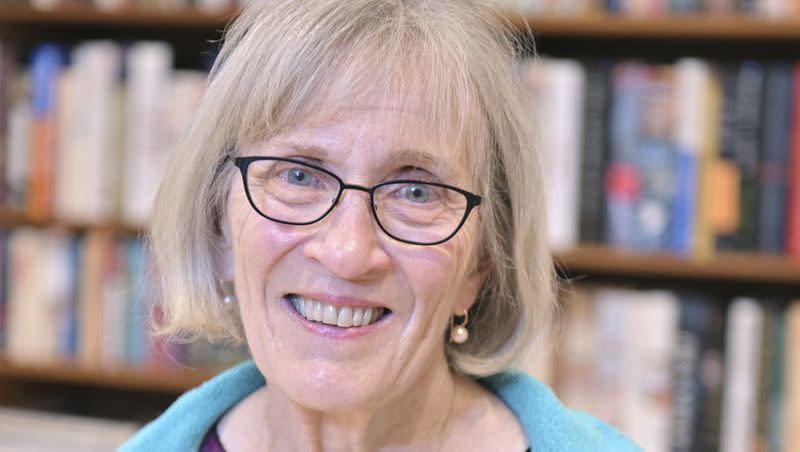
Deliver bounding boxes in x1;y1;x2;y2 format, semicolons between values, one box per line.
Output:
396;247;464;318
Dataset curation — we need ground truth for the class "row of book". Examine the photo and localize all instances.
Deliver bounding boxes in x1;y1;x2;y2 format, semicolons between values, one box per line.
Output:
521;57;800;258
552;287;800;452
0;228;247;371
491;0;800;17
0;40;208;227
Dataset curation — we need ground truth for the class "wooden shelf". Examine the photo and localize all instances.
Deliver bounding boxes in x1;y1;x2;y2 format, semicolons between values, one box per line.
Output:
0;209;142;236
511;13;800;40
556;245;800;285
2;6;800;40
0;4;235;28
0;359;215;393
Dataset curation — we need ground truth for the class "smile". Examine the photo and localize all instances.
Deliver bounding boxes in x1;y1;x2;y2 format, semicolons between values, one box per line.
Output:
285;294;388;328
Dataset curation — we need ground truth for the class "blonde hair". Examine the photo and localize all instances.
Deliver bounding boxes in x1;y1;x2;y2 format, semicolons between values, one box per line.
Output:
149;0;556;377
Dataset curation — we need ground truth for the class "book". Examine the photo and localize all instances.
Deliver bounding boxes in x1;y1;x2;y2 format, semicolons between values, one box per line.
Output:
520;57;586;251
607;62;685;252
786;64;800;257
579;61;612;244
713;64;744;249
121;42;174;226
719;298;764;452
55;41;123;223
27;44;65;221
757;63;793;254
717;61;765;251
784;301;800;451
5;229;74;365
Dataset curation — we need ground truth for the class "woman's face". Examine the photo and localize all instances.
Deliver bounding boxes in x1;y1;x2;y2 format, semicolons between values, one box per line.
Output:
223;91;484;411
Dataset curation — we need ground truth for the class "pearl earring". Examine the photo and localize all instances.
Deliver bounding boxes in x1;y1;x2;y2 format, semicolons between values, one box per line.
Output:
220;279;237;306
449;310;469;344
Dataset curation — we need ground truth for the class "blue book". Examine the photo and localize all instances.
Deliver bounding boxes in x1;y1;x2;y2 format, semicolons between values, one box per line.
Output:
59;236;82;359
607;63;683;251
30;44;64;119
125;239;150;365
605;0;622;13
758;64;793;254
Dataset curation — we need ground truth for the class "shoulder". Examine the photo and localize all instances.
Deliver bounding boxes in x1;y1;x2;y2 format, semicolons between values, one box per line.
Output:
478;371;643;452
119;361;265;452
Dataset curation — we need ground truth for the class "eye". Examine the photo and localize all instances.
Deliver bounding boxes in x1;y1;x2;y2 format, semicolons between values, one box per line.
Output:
286;167;314;186
399;184;431;203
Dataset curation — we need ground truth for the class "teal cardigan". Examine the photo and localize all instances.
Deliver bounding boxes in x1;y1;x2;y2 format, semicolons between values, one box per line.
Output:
120;361;641;451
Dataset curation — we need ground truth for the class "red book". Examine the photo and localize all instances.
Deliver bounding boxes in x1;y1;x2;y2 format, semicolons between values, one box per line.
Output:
787;64;800;257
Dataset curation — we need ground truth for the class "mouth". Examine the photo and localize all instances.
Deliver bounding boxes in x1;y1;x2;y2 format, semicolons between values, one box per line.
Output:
283;294;391;328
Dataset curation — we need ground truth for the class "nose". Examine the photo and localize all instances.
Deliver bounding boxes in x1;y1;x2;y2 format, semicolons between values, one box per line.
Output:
302;190;391;281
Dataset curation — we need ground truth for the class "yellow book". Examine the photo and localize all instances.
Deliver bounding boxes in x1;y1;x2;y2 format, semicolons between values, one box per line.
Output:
693;72;723;261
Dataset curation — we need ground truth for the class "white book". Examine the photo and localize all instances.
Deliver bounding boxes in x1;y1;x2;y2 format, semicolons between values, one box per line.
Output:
196;0;233;13
623;290;678;452
6;230;72;365
672;58;712;251
757;0;789;18
592;288;633;429
720;298;764;452
521;57;586;251
29;0;60;10
556;287;601;415
56;42;122;223
93;0;129;11
121;42;174;226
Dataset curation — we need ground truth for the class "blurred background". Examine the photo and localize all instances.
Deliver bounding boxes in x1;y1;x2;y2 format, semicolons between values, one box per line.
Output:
0;0;798;451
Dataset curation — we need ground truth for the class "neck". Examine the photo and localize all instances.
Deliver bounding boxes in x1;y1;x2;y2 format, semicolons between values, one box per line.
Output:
260;360;458;452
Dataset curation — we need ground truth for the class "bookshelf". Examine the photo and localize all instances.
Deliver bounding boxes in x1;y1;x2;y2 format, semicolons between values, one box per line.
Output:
0;359;214;393
2;6;800;40
0;4;235;27
0;5;799;450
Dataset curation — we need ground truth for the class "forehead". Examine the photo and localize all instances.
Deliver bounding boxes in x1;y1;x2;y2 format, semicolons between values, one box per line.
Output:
251;84;472;180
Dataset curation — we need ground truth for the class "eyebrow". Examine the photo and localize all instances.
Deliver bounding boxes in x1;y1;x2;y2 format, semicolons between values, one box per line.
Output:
285;144;455;179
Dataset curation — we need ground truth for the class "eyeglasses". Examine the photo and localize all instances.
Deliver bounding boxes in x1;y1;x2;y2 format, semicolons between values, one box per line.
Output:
233;156;482;246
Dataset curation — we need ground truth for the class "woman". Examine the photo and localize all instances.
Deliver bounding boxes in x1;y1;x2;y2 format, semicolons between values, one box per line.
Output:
121;1;640;450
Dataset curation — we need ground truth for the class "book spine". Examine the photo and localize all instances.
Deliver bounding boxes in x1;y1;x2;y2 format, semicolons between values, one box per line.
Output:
579;61;612;244
694;299;726;452
757;64;793;254
733;61;765;251
787;64;800;257
122;42;174;226
27;45;64;221
720;298;764;452
783;301;800;451
695;66;723;260
670;293;709;452
715;65;744;250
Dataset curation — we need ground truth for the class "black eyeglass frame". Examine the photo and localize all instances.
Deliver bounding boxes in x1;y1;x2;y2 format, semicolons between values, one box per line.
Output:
232;156;482;246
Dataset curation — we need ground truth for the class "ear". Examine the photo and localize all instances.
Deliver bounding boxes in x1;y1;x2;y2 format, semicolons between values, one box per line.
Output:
454;262;490;314
218;209;235;282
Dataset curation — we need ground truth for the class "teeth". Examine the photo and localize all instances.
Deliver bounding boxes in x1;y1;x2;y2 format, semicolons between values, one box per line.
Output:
287;295;385;327
312;301;323;322
337;307;353;327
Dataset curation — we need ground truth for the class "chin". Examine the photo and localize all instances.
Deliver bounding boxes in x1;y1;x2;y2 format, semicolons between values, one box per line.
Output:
286;368;390;413
259;356;393;413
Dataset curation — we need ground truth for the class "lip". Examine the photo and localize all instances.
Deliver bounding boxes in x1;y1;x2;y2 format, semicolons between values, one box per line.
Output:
281;295;391;340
